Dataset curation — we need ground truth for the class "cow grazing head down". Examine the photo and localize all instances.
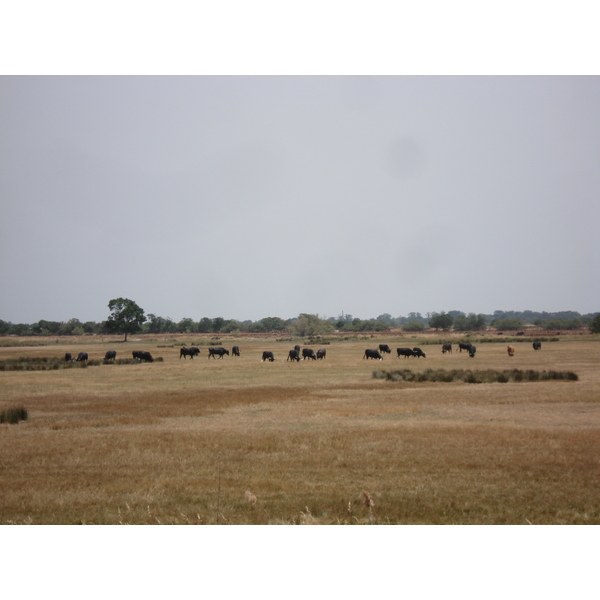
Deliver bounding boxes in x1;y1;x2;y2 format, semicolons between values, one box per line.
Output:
261;351;275;362
507;346;515;357
302;348;317;360
396;348;415;358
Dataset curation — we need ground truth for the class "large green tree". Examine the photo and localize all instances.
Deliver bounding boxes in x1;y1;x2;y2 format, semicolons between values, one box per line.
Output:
589;314;600;334
453;313;486;331
289;313;334;337
104;298;146;341
429;312;454;330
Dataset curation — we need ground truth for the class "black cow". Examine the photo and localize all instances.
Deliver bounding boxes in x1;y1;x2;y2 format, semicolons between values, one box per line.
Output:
208;347;229;359
105;350;117;361
458;342;472;353
397;348;415;358
316;348;326;360
65;353;72;362
533;341;542;350
232;346;240;356
133;350;154;362
468;345;476;358
75;352;88;362
261;351;275;362
364;349;383;360
413;347;426;358
302;348;317;360
379;344;392;354
180;347;200;359
442;343;452;353
516;331;525;336
294;345;301;353
287;349;300;362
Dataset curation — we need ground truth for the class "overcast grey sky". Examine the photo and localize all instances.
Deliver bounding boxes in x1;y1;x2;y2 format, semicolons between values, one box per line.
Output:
1;76;599;324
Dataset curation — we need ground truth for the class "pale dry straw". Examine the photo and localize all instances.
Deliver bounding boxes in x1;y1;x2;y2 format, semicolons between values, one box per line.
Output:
1;334;600;524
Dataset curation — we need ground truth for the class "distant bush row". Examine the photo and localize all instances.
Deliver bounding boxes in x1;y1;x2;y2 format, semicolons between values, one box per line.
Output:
0;357;163;371
462;336;560;345
2;309;599;337
373;368;579;383
0;406;28;424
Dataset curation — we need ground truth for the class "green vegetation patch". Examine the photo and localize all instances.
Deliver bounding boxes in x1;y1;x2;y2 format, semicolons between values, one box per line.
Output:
373;368;578;383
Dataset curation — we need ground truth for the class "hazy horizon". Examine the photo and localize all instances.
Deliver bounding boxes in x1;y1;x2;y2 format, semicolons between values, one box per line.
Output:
0;305;597;328
2;76;599;324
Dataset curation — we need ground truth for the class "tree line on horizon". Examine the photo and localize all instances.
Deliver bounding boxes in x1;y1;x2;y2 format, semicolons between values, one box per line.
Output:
1;298;599;338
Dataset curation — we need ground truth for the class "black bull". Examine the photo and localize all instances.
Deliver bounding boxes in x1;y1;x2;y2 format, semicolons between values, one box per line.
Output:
287;349;300;362
180;347;200;359
261;351;275;362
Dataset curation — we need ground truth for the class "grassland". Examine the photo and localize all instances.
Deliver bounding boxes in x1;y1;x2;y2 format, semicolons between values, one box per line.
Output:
1;333;599;524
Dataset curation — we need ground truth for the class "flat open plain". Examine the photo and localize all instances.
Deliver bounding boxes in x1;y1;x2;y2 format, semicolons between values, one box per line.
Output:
1;333;599;524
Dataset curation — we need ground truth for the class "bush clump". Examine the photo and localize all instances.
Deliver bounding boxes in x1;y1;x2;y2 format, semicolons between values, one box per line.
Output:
0;406;28;424
374;368;578;383
0;356;163;371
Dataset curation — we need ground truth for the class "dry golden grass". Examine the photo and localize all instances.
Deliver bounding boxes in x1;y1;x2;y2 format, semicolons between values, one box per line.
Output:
1;334;600;524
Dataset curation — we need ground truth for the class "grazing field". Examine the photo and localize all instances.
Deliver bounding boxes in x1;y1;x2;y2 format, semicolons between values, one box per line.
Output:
1;334;599;524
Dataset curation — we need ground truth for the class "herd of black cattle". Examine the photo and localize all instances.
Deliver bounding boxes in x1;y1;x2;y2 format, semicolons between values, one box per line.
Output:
62;341;542;364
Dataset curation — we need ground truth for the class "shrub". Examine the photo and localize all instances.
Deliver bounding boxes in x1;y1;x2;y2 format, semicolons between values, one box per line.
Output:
403;321;426;332
542;318;582;330
0;406;28;424
374;368;578;384
453;313;487;331
491;318;524;330
429;313;454;330
589;314;600;334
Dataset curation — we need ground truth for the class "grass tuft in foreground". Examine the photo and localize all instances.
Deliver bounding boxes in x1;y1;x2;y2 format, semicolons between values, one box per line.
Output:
0;406;28;424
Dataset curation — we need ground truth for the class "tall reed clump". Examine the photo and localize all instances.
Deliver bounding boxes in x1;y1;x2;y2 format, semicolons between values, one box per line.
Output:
373;368;578;383
0;406;28;424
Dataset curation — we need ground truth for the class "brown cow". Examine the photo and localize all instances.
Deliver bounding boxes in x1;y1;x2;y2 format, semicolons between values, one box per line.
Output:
507;345;515;357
